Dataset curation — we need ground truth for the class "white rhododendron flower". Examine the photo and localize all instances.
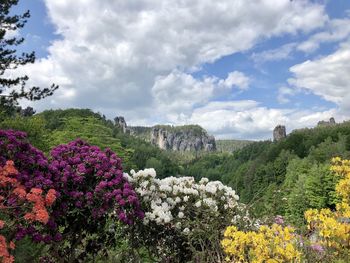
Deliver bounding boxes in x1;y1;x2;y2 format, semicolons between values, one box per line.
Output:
125;168;244;231
178;212;184;218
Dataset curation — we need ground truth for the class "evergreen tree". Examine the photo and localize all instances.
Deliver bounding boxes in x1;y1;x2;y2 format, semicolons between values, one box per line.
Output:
0;0;57;114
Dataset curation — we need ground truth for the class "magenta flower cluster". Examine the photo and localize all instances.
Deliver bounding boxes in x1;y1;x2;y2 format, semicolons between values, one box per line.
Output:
0;130;52;190
49;139;144;225
0;130;143;244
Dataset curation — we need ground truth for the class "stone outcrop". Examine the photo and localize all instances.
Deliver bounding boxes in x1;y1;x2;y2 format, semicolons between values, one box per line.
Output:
273;125;286;141
114;117;216;152
150;126;216;152
114;116;128;133
317;117;336;127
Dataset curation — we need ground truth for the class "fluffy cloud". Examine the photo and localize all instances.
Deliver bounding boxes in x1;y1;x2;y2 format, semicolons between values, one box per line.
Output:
298;17;350;53
219;71;250;90
19;0;326;117
288;41;350;111
151;70;250;120
13;0;338;139
189;101;345;140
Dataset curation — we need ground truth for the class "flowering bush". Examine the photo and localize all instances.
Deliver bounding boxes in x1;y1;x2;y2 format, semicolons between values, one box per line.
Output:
0;130;52;190
124;168;250;262
47;139;144;261
304;157;350;260
0;130;62;245
0;161;56;263
221;223;301;263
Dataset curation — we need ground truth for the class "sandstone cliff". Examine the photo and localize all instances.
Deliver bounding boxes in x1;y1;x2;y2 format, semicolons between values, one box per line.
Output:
150;125;216;152
273;125;286;141
114;117;216;152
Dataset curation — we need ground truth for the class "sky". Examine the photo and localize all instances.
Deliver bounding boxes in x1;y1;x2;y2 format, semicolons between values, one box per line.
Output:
9;0;350;140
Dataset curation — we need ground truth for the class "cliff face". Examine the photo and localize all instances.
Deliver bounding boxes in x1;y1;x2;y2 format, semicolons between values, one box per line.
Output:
150;126;216;152
114;116;216;152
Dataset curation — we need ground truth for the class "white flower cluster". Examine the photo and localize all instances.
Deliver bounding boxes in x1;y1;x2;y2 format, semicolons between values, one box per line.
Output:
124;168;240;231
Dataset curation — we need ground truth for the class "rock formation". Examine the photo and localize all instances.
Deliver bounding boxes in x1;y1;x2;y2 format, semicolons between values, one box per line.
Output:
150;126;216;152
114;116;128;133
114;116;216;152
273;125;286;141
317;117;336;127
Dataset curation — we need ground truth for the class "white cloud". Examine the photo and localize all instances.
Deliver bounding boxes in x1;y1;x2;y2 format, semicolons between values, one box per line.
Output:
251;43;297;64
152;70;216;115
219;71;250;90
188;101;346;140
11;0;339;140
298;17;350;53
151;70;250;122
277;86;298;104
288;41;350;111
18;0;326;118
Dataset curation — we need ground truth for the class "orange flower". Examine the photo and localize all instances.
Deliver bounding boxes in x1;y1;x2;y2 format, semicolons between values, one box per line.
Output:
45;189;56;206
8;241;15;250
3;255;14;263
26;193;41;203
0;220;4;230
5;161;14;167
3;161;18;175
34;209;49;224
13;187;26;199
0;235;9;257
30;188;43;195
23;213;35;222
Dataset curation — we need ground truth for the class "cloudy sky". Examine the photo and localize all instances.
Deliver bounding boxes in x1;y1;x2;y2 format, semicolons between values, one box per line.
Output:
11;0;350;140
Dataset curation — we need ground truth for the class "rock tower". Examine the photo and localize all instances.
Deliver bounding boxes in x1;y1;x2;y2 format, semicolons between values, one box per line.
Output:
273;125;286;141
114;116;127;133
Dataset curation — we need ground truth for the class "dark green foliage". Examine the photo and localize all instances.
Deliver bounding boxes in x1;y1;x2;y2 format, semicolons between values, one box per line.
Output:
38;108;113;131
0;115;50;151
0;0;57;115
216;139;253;153
153;124;205;136
185;121;350;221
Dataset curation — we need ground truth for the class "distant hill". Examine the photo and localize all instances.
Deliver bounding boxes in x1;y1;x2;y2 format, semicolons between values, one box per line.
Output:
0;108;182;177
185;119;350;221
216;139;253;153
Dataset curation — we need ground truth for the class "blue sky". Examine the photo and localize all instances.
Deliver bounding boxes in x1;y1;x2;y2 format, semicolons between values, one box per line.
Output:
12;0;350;140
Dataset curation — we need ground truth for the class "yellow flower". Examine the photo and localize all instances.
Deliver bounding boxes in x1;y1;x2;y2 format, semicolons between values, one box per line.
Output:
305;158;350;257
222;224;301;262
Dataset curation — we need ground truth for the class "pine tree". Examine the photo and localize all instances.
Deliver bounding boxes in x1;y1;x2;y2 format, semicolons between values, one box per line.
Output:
0;0;58;114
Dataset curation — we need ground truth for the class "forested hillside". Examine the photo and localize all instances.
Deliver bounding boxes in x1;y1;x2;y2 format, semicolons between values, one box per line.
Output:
216;139;253;152
185;122;350;224
0;109;181;178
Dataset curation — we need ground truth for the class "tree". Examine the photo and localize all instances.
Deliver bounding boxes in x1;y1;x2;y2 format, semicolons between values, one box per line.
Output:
0;0;58;114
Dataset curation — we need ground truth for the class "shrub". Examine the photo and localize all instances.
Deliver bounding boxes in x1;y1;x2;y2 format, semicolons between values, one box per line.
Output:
0;130;57;245
0;161;56;263
124;168;251;262
47;139;144;261
304;157;350;261
0;130;52;190
221;223;301;263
